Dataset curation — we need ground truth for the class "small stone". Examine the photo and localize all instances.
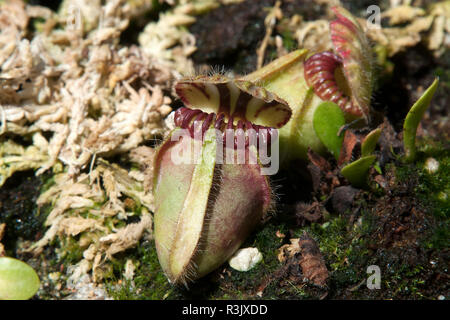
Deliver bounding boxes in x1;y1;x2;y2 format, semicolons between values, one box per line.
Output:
229;247;263;272
424;157;439;174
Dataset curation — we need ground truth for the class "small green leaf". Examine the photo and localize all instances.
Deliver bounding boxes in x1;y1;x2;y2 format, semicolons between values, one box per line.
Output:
341;155;376;188
0;257;40;300
313;101;346;160
361;128;382;157
403;78;439;162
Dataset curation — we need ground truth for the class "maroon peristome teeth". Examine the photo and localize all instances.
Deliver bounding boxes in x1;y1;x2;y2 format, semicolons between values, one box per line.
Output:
215;112;225;130
304;51;356;115
174;107;276;149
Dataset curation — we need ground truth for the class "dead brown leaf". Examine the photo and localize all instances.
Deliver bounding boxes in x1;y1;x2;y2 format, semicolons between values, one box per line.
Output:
338;130;358;166
298;232;328;286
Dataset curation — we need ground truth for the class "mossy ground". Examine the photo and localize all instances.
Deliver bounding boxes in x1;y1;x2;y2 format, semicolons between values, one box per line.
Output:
0;136;447;300
101;139;448;300
0;171;52;255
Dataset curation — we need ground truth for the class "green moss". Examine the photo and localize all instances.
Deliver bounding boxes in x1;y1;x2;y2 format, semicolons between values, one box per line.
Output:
106;239;174;300
297;213;373;290
58;237;84;265
362;141;449;299
280;31;297;51
222;223;286;297
384;263;429;299
396;142;449;249
425;222;449;250
39;173;56;195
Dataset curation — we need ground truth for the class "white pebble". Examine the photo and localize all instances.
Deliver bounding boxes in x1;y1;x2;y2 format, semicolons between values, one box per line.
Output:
424;157;439;174
228;247;263;272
